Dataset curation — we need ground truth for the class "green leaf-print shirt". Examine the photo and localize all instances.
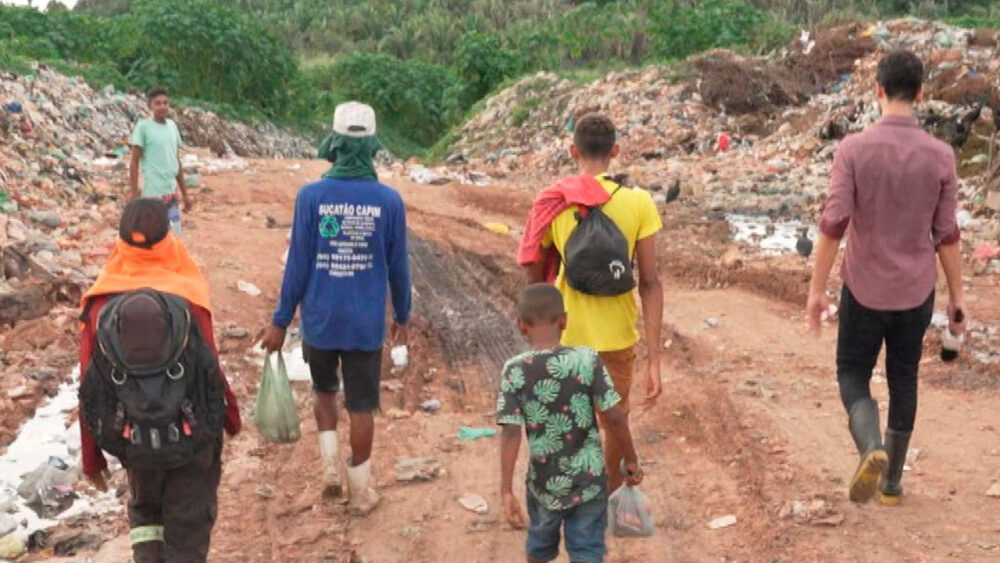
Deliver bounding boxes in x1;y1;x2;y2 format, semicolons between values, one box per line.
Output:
496;346;621;510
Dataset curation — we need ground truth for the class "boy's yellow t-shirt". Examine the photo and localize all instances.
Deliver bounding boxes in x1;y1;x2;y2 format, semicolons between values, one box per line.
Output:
542;175;663;352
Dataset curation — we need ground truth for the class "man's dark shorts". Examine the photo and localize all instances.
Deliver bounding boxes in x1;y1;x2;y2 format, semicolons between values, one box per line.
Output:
526;491;608;562
302;343;381;412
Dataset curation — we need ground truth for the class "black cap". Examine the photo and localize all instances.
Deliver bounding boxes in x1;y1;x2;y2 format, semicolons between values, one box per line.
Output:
119;199;170;249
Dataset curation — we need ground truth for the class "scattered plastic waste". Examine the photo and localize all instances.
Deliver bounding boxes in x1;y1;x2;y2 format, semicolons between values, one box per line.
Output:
395;457;443;482
237;280;262;296
281;346;313;382
986;482;1000;498
708;514;738;530
727;215;817;255
457;427;497;441
0;533;26;559
483;222;510;235
458;493;489;514
0;376;122;541
17;457;77;518
391;345;409;368
973;244;1000;261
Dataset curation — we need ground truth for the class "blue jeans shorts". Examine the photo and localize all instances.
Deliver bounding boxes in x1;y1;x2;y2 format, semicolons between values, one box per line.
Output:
526;492;608;563
166;200;182;236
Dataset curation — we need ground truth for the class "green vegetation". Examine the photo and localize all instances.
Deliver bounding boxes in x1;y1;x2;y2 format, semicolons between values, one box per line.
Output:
0;1;292;113
2;0;998;158
946;14;1000;29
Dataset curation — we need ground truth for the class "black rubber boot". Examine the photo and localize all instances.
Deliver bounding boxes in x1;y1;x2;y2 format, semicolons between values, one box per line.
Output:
879;429;912;506
847;398;888;503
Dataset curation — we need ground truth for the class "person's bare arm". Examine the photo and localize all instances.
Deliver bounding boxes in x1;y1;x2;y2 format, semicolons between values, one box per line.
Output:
129;146;142;199
601;405;643;485
635;236;663;405
499;425;527;529
523;261;545;284
176;149;191;211
807;233;840;335
938;241;966;335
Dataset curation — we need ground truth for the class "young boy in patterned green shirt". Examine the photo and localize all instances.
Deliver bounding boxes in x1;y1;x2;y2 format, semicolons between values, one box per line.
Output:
498;284;643;563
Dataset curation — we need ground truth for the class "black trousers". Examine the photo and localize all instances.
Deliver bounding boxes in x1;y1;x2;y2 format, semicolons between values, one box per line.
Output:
836;286;934;433
126;445;221;563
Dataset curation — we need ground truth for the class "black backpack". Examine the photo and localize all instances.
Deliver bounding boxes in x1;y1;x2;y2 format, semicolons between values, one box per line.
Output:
563;185;636;296
79;289;225;469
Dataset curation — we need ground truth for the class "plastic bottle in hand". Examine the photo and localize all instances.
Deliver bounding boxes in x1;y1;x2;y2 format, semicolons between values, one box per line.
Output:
941;309;964;362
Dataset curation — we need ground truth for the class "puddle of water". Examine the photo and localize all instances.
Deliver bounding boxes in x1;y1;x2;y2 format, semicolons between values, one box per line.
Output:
0;373;121;541
726;214;818;255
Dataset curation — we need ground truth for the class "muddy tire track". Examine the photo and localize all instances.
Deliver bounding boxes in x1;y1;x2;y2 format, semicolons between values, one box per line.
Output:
409;234;524;388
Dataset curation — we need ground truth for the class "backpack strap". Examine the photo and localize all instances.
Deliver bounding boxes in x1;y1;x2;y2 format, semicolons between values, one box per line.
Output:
578;176;625;216
601;185;625;208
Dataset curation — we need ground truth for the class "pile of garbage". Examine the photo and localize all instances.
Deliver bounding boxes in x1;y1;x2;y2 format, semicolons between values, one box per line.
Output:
416;18;1000;366
0;64;313;328
0;379;121;560
434;19;1000;244
175;106;313;159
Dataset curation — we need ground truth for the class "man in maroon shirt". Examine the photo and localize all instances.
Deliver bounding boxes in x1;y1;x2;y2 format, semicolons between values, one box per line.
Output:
79;200;241;562
807;50;966;506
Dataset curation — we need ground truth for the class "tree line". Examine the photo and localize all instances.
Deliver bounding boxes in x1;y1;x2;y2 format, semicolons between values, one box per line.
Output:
3;0;998;157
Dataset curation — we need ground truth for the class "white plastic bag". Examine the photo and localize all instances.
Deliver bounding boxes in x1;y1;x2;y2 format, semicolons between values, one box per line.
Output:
255;353;301;443
608;484;655;537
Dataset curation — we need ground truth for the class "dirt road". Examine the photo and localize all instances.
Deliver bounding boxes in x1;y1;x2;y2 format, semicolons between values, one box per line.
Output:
59;159;1000;562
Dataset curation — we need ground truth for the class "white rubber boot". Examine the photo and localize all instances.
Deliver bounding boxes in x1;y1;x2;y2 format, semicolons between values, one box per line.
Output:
346;458;380;516
319;431;342;497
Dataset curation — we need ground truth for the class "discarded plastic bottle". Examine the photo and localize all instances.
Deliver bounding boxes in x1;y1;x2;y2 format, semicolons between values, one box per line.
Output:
941;309;964;362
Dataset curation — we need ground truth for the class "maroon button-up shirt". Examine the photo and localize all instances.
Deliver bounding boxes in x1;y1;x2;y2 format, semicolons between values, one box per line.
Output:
820;115;960;311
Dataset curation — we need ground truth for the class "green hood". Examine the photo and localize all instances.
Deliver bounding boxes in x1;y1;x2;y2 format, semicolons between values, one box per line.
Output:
318;132;381;180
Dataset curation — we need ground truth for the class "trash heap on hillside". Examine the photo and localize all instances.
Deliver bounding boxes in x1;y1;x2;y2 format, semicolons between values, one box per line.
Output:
409;18;1000;366
0;64;313;327
425;19;1000;257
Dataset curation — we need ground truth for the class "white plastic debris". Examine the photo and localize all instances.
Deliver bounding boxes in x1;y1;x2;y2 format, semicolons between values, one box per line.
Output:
708;515;738;530
237;280;262;296
458;493;489;514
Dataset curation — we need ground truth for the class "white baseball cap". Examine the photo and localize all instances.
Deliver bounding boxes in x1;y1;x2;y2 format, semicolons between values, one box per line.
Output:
333;101;377;137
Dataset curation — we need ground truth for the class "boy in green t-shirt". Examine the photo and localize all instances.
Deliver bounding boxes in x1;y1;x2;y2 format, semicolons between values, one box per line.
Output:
498;284;643;563
129;87;190;234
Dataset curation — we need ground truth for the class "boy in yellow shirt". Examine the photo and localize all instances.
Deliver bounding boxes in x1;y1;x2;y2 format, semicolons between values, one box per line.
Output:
524;114;664;491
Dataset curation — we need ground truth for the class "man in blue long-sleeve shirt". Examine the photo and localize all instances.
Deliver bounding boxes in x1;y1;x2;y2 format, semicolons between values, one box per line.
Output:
257;102;410;515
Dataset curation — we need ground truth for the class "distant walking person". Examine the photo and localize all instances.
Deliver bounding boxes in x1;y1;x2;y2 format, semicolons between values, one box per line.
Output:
129;87;190;234
256;102;410;515
807;50;966;505
519;114;663;492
